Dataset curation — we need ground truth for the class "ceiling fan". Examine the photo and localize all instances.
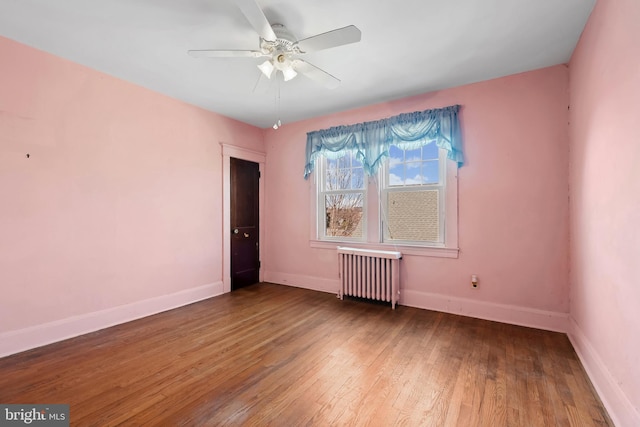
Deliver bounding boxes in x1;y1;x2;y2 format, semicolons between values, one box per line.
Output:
188;0;361;89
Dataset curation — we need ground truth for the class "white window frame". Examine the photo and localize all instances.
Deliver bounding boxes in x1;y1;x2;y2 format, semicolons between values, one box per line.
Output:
310;149;459;259
380;147;447;247
316;152;367;243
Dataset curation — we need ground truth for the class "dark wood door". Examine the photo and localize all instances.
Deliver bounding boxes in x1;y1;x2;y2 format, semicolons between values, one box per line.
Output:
230;157;260;290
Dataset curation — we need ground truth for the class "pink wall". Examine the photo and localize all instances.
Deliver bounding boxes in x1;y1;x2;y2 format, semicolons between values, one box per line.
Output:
568;0;640;424
0;37;262;338
2;8;633;421
263;65;570;321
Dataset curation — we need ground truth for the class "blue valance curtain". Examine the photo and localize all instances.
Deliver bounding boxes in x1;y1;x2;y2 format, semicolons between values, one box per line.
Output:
304;105;463;179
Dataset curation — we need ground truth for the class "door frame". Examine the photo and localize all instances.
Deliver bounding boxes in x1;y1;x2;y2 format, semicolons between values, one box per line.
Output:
221;143;266;293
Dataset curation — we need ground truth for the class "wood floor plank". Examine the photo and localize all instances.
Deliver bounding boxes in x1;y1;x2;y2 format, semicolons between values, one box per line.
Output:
0;283;612;426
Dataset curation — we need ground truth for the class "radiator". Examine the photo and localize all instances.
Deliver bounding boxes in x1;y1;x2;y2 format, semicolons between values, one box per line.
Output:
337;247;402;309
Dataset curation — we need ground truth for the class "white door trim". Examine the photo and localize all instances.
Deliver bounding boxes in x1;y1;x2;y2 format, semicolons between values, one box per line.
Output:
221;143;266;293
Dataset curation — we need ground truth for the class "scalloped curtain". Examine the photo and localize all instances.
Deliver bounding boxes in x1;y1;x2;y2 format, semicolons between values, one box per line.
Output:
304;105;463;179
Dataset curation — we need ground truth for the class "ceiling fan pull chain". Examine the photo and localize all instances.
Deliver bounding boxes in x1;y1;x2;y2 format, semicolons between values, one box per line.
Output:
273;78;282;129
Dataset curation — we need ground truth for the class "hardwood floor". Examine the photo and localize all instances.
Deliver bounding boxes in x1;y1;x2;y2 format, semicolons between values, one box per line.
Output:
0;283;611;426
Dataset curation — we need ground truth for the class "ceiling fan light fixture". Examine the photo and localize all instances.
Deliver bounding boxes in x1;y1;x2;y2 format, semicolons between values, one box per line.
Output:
257;60;274;78
282;67;297;82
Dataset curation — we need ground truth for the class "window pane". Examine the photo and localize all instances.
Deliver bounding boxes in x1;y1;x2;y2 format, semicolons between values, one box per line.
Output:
386;190;439;242
351;167;365;189
325;152;366;190
389;164;404;186
326;164;349;190
387;145;443;187
337;154;349;169
404;148;421;162
325;193;364;238
422;160;439;184
405;164;422;185
389;145;403;159
325;159;337;190
422;142;439;160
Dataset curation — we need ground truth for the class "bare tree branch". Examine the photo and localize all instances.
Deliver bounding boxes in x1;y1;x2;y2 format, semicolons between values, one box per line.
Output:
325;159;364;237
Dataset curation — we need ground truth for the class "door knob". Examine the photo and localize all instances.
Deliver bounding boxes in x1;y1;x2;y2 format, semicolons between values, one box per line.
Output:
233;228;239;234
244;233;250;238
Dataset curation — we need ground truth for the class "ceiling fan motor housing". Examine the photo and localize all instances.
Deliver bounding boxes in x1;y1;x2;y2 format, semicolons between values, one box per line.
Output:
261;24;299;57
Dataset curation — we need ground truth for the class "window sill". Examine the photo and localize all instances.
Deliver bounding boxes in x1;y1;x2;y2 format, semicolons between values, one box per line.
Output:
309;240;459;259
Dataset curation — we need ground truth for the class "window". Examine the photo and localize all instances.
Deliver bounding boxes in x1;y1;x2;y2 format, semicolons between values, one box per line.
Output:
381;143;445;245
306;105;461;257
315;143;455;252
317;151;366;241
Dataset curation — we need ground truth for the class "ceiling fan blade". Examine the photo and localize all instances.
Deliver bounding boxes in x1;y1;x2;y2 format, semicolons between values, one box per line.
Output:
188;49;265;58
292;59;340;89
235;0;277;42
252;71;271;94
297;25;361;53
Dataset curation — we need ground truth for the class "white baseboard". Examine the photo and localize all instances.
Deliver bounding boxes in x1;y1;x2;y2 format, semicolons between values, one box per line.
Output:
401;289;569;332
0;281;224;358
263;271;338;294
568;317;640;427
263;272;568;333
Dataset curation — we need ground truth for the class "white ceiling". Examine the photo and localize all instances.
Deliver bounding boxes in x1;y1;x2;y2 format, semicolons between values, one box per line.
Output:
0;0;595;129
